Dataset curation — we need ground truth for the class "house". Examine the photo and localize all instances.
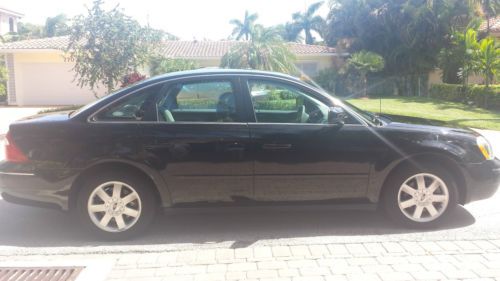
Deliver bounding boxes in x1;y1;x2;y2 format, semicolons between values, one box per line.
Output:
479;16;500;37
0;6;23;35
0;36;345;106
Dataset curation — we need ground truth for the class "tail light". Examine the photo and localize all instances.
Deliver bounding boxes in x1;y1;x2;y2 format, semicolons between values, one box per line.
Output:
4;131;28;163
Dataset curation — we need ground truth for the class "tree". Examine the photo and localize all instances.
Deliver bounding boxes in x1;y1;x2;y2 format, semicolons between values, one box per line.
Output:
291;1;325;44
221;25;297;74
326;0;471;96
45;14;70;37
68;0;164;95
0;56;7;102
469;0;500;34
474;36;499;87
149;56;200;76
273;23;303;42
230;10;259;40
347;51;385;96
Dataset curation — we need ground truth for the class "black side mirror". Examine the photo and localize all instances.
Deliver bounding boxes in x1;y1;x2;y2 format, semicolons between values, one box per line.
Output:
328;107;346;126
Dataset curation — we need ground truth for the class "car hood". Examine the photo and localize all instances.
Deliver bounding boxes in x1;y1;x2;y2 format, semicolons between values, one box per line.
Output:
381;114;479;138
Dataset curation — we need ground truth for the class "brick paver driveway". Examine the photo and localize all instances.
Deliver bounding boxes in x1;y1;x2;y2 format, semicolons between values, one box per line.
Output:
0;110;499;280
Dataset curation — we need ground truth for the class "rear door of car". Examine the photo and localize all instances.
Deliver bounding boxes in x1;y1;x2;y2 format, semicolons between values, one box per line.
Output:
243;76;373;202
139;75;254;205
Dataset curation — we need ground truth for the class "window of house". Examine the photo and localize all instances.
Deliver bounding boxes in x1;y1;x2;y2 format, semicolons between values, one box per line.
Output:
8;18;14;33
295;62;319;77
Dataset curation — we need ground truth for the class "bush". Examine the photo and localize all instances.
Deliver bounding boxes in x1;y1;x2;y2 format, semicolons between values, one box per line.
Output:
429;83;500;110
0;91;6;103
468;85;500;110
429;84;466;102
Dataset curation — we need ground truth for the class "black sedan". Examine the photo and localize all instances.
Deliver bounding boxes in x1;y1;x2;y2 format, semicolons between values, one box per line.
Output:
1;69;499;239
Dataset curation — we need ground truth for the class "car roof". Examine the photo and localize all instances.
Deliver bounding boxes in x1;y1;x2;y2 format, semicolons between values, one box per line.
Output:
148;68;302;83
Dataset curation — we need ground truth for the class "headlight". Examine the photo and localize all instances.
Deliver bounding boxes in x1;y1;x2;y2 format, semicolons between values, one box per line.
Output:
477;136;494;160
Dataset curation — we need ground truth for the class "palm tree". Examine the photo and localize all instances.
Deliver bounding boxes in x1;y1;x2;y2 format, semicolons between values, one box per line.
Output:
347;51;385;96
274;23;303;42
473;36;499;87
45;14;69;37
221;25;297;74
229;10;259;40
291;1;325;44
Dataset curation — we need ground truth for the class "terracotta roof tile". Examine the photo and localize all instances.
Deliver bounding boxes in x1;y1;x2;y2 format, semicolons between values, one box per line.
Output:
0;36;339;57
479;16;500;33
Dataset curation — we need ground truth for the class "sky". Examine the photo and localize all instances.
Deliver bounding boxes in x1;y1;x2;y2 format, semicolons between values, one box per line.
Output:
1;0;329;40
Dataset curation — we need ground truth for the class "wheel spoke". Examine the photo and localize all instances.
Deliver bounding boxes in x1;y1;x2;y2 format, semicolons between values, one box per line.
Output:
413;205;424;219
426;204;438;217
112;183;122;200
96;188;111;202
89;204;106;213
400;198;417;209
416;175;426;191
115;215;126;230
123;207;140;218
401;184;416;196
431;195;448;202
427;179;440;194
100;213;112;227
122;193;138;204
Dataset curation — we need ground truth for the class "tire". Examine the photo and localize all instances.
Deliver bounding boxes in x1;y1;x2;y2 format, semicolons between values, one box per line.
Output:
382;163;458;228
75;171;156;240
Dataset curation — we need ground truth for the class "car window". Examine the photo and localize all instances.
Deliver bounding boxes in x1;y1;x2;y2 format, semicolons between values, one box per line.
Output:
94;84;163;122
157;80;237;122
248;80;329;124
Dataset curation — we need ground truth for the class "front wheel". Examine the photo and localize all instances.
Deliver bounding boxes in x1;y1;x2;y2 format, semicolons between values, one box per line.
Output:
382;165;458;228
75;172;156;239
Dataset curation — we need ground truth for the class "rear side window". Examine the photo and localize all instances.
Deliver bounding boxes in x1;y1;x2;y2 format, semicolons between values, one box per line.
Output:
94;84;163;121
157;81;237;122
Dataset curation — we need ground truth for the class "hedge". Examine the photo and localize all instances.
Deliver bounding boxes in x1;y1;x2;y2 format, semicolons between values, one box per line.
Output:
429;83;500;110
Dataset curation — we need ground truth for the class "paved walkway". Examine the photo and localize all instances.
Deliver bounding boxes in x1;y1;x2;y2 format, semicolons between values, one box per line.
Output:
2;240;500;280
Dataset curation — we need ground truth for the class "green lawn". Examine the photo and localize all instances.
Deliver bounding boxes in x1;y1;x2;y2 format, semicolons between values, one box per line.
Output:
347;97;500;131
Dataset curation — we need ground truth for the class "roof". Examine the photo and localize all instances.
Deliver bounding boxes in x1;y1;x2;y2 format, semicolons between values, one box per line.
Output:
479;16;500;34
0;6;24;17
0;36;340;57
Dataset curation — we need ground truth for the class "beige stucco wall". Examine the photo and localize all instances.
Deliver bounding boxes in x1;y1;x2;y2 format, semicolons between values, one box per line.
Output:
429;68;485;86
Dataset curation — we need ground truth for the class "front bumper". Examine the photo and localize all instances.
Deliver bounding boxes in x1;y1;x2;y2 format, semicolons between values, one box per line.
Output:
463;158;500;204
0;161;72;210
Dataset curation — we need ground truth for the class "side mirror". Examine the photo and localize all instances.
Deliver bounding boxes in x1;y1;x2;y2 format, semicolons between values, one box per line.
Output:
328;107;346;126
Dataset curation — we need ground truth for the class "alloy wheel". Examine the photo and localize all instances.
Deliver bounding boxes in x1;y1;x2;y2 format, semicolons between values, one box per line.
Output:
87;181;142;232
397;173;449;223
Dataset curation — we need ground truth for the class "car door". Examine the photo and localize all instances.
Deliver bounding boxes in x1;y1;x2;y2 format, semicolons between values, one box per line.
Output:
139;76;254;205
244;77;377;202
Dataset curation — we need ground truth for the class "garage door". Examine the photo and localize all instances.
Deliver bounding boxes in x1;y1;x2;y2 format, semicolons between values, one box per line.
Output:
16;63;102;106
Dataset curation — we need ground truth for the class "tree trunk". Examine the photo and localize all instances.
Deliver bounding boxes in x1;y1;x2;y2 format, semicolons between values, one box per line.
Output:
305;29;313;45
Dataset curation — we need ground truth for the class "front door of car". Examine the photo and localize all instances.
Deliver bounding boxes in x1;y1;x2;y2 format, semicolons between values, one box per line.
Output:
244;78;374;202
140;77;253;205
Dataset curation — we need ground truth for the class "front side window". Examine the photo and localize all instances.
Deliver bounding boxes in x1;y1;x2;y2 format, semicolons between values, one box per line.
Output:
94;84;163;121
157;81;237;122
249;80;329;124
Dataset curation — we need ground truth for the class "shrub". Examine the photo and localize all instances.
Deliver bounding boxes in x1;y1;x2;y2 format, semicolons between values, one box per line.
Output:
429;83;500;110
429;84;466;102
149;56;200;76
468;85;500;110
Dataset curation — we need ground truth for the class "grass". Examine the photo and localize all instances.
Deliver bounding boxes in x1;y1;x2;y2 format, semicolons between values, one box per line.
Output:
347;96;500;131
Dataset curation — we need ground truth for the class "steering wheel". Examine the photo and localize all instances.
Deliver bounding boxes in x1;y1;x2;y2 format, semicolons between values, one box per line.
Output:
307;108;325;123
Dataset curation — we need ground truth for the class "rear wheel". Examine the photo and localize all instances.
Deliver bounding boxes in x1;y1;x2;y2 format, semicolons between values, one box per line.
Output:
382;164;458;228
76;172;156;239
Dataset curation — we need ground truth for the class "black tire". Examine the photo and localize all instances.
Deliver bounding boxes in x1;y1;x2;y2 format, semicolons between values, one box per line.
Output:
382;162;458;228
75;171;156;240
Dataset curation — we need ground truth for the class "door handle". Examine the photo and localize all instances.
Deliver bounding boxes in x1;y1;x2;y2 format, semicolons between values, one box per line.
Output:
262;143;292;150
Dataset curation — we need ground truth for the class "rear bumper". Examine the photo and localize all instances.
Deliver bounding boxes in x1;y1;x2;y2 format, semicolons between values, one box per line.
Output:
463;158;500;204
0;162;72;210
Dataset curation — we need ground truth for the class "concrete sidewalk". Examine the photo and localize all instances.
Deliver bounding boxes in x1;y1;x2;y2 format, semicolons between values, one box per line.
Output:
2;239;499;281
